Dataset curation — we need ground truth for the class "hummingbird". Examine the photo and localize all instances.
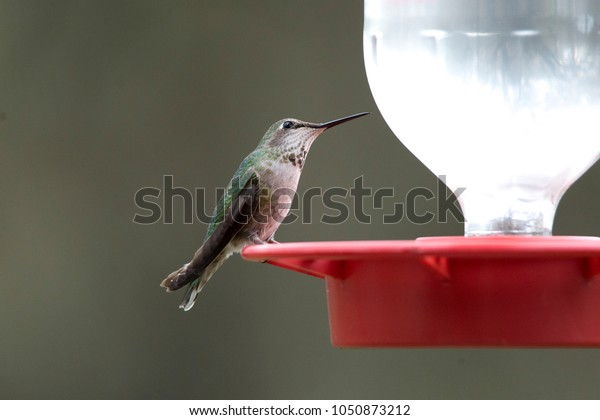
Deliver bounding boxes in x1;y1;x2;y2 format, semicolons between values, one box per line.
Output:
160;112;369;310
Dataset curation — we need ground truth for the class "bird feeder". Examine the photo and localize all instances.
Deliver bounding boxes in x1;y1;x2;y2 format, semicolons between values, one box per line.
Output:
243;0;600;347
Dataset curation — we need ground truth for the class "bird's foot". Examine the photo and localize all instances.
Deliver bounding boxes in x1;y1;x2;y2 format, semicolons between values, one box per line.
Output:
248;235;279;245
249;234;267;245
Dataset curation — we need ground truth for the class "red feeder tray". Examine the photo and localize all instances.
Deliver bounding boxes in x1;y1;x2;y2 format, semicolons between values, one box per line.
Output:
242;236;600;347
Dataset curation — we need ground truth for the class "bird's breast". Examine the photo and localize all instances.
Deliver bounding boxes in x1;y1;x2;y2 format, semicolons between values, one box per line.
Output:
260;161;302;192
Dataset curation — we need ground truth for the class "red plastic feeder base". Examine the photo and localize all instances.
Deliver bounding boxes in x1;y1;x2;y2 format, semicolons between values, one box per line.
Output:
242;237;600;347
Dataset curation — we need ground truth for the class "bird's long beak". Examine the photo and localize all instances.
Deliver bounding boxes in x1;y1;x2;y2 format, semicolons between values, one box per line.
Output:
314;112;370;129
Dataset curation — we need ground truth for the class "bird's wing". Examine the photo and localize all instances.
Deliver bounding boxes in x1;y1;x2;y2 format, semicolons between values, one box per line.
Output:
185;169;260;278
205;156;258;240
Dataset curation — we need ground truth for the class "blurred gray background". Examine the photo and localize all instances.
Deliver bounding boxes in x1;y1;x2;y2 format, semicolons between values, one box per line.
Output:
2;0;600;399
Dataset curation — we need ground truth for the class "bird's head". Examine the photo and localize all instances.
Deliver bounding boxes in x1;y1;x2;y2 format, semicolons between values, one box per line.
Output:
258;112;369;151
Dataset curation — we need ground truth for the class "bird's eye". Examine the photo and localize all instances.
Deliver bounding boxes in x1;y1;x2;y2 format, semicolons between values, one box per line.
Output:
283;120;294;129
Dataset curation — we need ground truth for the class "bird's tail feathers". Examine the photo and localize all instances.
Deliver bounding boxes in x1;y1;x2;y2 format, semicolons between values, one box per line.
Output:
179;278;207;311
161;250;231;311
178;253;230;310
160;263;198;292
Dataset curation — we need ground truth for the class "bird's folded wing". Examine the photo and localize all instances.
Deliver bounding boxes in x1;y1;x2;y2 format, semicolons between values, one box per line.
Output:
187;172;260;276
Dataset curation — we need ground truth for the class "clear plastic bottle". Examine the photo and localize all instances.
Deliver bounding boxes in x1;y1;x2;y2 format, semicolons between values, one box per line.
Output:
364;0;600;235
